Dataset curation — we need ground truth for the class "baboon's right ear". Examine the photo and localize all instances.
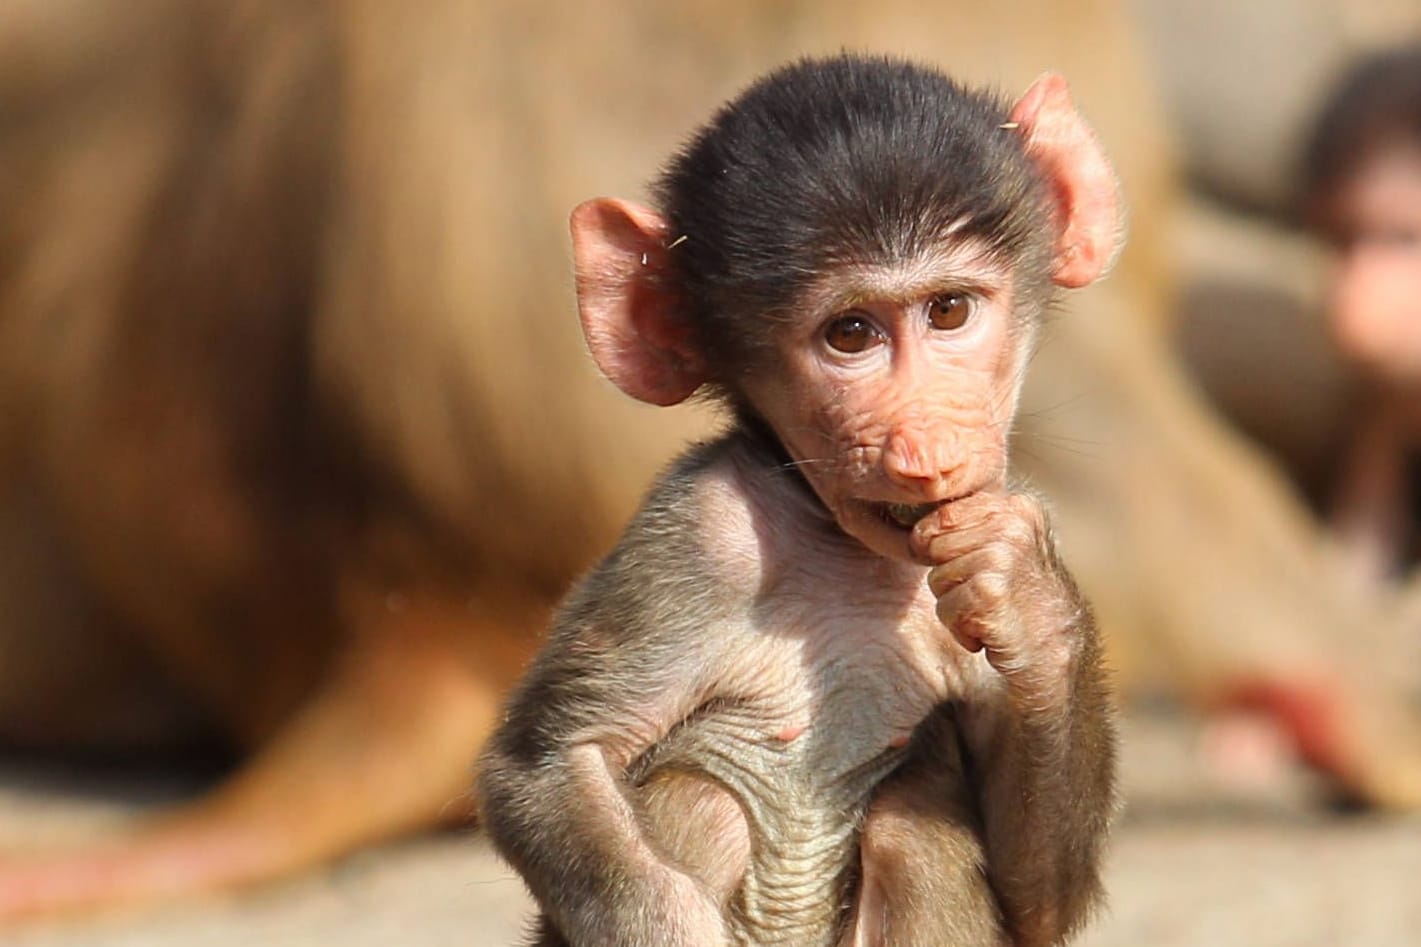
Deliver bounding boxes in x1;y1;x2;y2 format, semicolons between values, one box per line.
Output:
570;198;705;406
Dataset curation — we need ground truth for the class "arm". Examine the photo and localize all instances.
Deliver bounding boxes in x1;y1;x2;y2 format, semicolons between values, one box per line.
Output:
912;492;1117;947
476;611;729;947
1330;401;1409;592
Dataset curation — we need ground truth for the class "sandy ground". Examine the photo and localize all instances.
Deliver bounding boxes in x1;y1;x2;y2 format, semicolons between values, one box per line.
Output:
1;712;1418;947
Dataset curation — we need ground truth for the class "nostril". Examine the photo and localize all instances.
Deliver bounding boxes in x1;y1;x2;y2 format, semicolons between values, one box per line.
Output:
883;433;925;481
883;431;954;486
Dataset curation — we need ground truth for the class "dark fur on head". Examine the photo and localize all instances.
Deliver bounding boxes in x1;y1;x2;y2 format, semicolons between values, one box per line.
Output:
653;53;1054;381
1302;44;1421;217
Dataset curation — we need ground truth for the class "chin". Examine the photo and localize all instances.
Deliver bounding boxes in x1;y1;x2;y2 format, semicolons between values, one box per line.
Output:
835;503;921;563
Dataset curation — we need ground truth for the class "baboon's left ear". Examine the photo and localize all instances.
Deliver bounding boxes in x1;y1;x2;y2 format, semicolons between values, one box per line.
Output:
1009;74;1124;288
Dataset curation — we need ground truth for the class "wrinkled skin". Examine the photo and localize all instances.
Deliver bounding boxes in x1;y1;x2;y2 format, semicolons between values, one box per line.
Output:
744;254;1025;565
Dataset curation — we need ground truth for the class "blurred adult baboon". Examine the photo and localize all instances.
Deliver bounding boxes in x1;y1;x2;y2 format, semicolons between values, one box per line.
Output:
1299;45;1421;590
1;0;1418;920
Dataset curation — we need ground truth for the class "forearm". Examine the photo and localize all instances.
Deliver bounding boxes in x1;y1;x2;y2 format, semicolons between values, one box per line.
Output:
965;610;1117;946
1330;406;1408;588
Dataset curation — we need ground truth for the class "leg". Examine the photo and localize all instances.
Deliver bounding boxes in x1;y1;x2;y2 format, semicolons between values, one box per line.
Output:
0;484;205;753
0;578;544;920
634;768;751;904
842;709;1007;947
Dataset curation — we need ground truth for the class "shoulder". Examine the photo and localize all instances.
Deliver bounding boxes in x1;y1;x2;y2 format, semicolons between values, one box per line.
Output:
570;431;815;616
624;434;768;596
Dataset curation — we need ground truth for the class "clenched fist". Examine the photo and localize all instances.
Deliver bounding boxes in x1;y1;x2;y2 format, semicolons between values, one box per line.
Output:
910;491;1086;703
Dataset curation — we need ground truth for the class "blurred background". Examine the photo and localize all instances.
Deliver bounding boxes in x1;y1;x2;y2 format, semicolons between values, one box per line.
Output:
1;0;1420;943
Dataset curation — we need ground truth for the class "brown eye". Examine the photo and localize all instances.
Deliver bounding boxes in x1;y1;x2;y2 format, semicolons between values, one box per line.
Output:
824;313;878;353
928;294;972;331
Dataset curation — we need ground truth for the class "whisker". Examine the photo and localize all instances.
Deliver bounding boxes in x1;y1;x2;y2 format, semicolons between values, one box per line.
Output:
776;458;835;471
1010;431;1104;460
1019;430;1106;449
1018;390;1096;421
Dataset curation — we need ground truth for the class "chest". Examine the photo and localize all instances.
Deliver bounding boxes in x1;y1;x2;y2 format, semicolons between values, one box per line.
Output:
630;570;978;826
735;579;984;772
676;463;991;780
631;585;984;947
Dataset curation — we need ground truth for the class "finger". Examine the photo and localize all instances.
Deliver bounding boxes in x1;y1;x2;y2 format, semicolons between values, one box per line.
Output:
923;491;1008;531
940;608;985;654
926;548;1005;598
913;509;1021;565
934;573;1010;653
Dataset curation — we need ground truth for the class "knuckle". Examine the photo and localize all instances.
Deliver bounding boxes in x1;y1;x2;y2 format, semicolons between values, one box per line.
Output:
942;492;992;527
1007;491;1040;516
1009;493;1049;531
931;500;964;528
1000;515;1035;548
953;612;991;650
983;542;1014;576
975;571;1009;606
927;565;958;598
936;582;974;616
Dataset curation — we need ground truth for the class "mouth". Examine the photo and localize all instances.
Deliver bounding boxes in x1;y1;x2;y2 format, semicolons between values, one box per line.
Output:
871;501;940;530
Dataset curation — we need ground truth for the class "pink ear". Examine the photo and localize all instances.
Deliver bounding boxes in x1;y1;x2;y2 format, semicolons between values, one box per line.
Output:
1009;74;1123;288
570;198;705;405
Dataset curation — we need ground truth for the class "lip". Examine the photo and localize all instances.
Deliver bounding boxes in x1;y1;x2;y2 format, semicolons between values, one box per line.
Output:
868;500;941;530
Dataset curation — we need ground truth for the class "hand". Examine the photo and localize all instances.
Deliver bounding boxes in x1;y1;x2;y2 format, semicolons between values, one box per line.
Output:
910;491;1083;700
